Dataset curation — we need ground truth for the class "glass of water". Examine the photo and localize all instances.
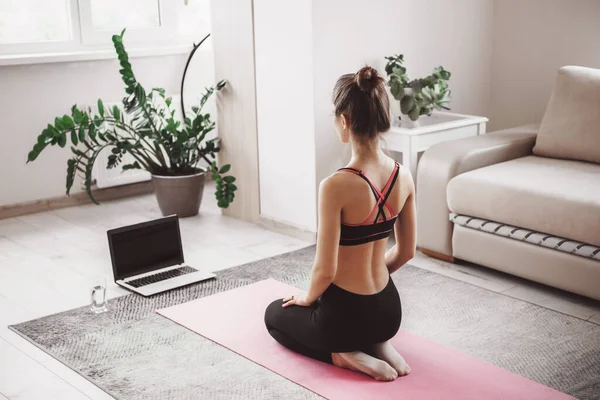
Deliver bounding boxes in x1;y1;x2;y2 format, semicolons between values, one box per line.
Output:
91;276;108;313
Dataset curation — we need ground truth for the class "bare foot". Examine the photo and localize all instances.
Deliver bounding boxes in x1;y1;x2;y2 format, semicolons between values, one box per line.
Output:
332;351;398;382
372;341;411;376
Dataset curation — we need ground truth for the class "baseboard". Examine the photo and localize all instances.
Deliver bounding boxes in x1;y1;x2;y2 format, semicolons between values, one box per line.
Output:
257;216;317;244
0;181;154;221
419;247;455;263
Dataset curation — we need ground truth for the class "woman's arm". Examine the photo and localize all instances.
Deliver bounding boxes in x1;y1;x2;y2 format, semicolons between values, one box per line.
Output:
283;176;341;307
306;176;341;303
386;169;416;274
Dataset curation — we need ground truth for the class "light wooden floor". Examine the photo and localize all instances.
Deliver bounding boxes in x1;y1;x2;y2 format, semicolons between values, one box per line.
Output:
0;189;310;400
1;189;599;399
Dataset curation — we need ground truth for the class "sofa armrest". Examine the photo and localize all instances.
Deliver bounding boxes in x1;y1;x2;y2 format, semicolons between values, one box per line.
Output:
416;125;538;257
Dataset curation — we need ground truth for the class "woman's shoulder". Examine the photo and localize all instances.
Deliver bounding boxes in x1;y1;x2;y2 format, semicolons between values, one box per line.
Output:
317;173;351;208
322;170;352;190
392;162;415;194
319;170;359;197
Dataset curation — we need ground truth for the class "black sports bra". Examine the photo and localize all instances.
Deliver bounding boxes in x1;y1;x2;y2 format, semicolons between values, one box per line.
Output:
337;162;400;246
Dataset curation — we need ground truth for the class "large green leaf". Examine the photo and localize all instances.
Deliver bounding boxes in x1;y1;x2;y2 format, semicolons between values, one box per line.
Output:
400;95;415;114
89;123;96;140
408;106;421;121
55;117;65;131
438;67;451;80
37;130;47;144
135;84;146;104
98;99;105;117
57;132;67;148
72;106;83;124
27;150;38;162
70;129;78;146
392;66;407;76
390;80;404;100
112;105;121;121
62;115;74;129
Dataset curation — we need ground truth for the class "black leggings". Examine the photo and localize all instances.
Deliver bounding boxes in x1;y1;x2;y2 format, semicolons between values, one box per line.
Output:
264;276;401;364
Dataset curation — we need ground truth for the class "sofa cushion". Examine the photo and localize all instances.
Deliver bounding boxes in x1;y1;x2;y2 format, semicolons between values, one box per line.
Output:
533;66;600;164
447;155;600;247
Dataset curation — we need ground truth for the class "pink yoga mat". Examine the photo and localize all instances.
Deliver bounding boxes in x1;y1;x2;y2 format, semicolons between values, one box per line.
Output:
157;279;574;400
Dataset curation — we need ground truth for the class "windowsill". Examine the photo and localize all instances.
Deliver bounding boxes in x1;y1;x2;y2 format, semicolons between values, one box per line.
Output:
0;44;194;66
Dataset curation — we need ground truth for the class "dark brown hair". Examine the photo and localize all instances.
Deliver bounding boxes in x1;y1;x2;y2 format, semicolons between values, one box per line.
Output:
332;66;390;139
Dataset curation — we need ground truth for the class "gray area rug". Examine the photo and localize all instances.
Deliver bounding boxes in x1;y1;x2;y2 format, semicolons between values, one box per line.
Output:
9;246;600;400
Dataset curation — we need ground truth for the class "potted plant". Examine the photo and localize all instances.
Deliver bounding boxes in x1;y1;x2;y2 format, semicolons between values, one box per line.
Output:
26;29;236;217
384;54;452;128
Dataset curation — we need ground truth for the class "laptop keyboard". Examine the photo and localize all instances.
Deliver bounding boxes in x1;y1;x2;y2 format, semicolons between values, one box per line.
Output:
126;266;197;288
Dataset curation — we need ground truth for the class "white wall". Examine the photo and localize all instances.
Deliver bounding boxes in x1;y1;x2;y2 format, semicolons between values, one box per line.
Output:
10;0;598;227
254;0;317;231
490;0;600;131
312;0;495;186
252;0;494;232
0;48;215;206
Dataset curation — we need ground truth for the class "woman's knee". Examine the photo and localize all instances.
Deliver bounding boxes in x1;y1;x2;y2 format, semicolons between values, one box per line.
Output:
264;298;285;328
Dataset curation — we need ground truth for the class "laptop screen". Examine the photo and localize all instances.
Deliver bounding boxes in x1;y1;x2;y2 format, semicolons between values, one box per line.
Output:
107;216;184;280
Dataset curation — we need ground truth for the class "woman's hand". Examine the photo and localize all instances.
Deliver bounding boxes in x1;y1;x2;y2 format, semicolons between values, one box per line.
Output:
282;292;312;308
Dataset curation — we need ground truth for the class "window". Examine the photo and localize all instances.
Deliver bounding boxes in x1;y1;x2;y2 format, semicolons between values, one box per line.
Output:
0;0;211;63
0;0;71;43
90;0;161;31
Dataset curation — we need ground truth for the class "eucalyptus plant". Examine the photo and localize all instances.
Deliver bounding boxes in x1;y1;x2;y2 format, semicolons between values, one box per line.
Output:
27;29;236;208
384;54;451;121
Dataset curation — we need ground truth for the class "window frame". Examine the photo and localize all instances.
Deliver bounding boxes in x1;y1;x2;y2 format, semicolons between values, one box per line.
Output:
0;0;205;66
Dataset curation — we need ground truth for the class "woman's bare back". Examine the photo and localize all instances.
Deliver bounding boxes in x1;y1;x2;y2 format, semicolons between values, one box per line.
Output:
332;156;414;294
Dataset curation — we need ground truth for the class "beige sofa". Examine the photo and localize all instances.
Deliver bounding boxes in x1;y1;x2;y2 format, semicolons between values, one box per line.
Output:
416;66;600;301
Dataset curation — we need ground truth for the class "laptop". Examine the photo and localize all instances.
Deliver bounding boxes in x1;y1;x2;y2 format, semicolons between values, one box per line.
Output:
107;215;215;297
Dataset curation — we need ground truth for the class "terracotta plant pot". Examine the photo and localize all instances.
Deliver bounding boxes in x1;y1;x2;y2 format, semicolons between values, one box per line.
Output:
151;170;206;218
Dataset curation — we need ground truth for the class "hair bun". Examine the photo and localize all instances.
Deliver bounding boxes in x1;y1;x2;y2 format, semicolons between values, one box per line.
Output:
355;66;379;92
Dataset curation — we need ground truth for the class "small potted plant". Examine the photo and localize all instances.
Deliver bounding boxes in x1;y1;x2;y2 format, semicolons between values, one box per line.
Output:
384;54;452;128
26;29;236;217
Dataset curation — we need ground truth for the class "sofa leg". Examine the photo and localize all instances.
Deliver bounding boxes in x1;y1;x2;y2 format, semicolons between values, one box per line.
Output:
420;247;455;263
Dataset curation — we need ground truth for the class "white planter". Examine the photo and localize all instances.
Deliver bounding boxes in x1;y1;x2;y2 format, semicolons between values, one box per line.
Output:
400;112;420;128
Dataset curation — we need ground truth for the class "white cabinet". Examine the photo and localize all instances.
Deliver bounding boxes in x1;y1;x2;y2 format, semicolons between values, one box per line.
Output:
385;111;488;180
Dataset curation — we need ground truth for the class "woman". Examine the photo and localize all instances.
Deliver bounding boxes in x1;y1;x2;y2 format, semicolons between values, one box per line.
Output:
264;66;416;382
